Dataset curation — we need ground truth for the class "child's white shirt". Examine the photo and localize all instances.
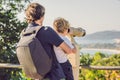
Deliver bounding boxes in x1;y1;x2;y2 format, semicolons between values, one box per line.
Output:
54;35;74;63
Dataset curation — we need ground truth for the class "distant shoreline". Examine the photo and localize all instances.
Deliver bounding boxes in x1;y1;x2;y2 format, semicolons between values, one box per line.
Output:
80;48;120;54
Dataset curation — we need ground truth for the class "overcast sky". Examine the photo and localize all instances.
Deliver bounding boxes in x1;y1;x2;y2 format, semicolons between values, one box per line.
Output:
18;0;120;34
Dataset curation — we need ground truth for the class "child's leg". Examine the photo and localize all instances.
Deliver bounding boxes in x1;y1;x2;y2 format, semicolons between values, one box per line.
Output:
60;60;74;80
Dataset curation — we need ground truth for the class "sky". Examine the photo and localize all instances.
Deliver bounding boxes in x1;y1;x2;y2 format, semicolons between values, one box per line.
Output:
18;0;120;34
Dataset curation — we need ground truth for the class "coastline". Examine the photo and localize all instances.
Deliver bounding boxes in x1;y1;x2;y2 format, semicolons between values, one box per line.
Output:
80;48;120;55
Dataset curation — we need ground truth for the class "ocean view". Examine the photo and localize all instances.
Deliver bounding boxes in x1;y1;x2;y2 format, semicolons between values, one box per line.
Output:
80;48;120;56
74;31;120;56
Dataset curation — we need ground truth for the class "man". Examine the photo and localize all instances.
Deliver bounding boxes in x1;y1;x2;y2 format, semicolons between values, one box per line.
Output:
25;3;75;80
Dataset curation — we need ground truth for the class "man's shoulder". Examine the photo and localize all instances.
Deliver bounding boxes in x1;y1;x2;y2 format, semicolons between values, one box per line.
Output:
38;26;56;36
40;26;53;31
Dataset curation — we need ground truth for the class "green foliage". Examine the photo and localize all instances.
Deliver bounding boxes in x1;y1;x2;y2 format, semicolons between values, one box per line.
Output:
92;52;106;65
108;54;120;66
79;52;120;80
93;52;106;60
0;0;31;79
80;53;92;65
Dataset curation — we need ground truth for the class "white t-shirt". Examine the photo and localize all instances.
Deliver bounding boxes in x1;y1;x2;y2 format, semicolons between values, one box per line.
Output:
54;35;74;63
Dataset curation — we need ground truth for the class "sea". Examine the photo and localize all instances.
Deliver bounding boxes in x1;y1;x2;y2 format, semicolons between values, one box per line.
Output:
80;48;120;56
74;37;120;56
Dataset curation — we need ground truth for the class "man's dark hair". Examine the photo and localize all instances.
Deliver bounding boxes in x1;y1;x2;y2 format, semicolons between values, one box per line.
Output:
25;3;45;23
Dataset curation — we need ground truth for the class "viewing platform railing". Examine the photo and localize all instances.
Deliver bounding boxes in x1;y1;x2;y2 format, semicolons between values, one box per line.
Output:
0;63;120;70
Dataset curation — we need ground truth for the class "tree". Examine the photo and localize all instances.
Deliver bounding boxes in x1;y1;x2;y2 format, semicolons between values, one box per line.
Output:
0;0;31;79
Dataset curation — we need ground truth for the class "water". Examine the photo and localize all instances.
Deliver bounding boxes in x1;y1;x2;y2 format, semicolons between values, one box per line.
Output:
80;48;120;56
75;39;115;44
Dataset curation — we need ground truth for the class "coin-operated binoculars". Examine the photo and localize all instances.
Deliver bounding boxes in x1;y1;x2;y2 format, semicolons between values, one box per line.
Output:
67;27;86;80
68;27;86;38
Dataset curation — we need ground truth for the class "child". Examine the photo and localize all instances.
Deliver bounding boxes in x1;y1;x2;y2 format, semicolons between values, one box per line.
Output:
53;17;77;80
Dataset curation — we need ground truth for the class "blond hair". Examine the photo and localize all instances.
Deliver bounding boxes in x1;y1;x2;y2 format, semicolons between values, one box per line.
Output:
53;17;70;33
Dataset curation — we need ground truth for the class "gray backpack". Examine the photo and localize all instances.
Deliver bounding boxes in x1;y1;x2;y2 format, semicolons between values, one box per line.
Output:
16;26;52;79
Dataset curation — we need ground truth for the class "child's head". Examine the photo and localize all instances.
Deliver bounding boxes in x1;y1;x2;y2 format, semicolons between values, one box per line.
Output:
53;17;70;34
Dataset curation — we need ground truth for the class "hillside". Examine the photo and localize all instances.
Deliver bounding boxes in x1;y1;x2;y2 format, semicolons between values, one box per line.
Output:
80;30;120;40
75;30;120;49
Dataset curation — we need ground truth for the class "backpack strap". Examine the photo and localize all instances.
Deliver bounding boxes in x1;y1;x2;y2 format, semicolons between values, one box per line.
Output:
34;26;42;34
20;26;42;38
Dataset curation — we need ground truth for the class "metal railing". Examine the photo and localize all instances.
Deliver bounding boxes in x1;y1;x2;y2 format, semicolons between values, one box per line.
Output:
0;63;120;70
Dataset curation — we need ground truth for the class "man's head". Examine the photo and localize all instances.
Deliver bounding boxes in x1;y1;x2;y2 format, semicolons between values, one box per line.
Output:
25;3;45;23
53;17;70;34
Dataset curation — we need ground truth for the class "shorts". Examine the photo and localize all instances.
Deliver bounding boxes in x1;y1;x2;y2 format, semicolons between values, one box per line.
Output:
60;60;74;80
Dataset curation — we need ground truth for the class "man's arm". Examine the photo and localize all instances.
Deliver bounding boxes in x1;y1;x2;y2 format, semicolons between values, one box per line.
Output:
59;42;77;54
71;43;77;53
